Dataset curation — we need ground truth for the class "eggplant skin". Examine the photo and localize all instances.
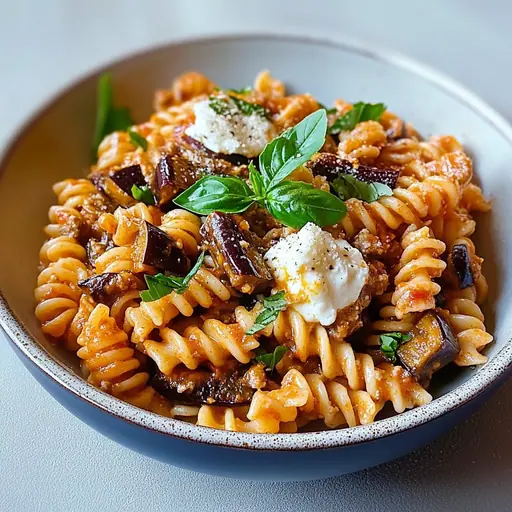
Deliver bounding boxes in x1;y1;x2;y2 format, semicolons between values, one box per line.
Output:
201;212;272;294
151;364;266;406
397;310;459;384
78;271;141;306
450;244;474;289
133;221;190;275
109;165;146;195
308;153;400;189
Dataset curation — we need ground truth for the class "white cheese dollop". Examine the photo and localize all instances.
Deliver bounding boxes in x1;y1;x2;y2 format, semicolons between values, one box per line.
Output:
264;223;369;326
185;99;272;157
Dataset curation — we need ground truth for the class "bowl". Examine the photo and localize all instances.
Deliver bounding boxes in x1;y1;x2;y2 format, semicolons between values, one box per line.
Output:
1;31;511;481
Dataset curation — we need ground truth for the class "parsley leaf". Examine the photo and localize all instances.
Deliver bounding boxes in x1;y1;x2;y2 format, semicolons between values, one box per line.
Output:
131;184;155;205
246;291;287;335
208;95;269;118
328;102;386;135
128;130;148;151
379;332;412;363
91;73;135;162
208;96;231;116
332;174;393;203
255;346;287;372
140;252;205;301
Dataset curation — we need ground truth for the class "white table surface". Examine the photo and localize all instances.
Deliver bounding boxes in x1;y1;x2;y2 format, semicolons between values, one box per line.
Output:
1;1;511;511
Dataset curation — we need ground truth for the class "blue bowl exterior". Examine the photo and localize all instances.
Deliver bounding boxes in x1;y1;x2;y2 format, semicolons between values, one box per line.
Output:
9;336;506;481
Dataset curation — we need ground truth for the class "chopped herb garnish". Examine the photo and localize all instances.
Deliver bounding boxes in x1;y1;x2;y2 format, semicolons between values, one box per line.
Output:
379;332;412;363
246;291;287;335
128;130;148;151
91;73;134;162
140;252;205;301
332;174;393;203
208;94;269;118
227;86;252;95
255;346;287;372
328;102;386;135
174;110;347;229
131;184;155;205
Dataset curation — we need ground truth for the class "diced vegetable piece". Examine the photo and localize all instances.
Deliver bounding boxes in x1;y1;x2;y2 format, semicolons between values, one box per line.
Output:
308;153;400;188
109;164;146;195
78;271;141;306
450;243;474;289
133;221;190;274
397;311;459;384
200;212;272;294
85;237;113;266
151;364;267;405
155;155;183;208
90;173;134;207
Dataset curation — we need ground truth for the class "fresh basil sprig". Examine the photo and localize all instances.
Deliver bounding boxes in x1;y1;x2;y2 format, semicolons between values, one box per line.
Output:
128;130;148;151
332;174;392;203
174;110;346;229
246;291;287;335
140;252;205;301
379;332;412;363
255;346;287;372
328;102;386;135
91;73;134;162
131;184;155;205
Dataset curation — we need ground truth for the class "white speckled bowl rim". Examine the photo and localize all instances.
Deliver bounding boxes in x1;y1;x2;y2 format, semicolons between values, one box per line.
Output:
1;30;511;451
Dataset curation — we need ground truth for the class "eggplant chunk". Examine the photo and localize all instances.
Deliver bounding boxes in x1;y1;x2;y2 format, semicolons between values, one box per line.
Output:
450;243;474;289
308;153;400;188
78;271;142;306
151;364;267;405
155;155;183;209
133;221;190;274
397;310;459;384
201;212;272;294
109;164;146;195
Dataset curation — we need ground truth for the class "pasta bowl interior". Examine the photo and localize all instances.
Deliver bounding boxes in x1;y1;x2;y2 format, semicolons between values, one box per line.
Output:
1;33;511;480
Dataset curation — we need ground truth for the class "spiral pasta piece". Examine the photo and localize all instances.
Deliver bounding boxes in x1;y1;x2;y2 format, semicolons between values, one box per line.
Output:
197;370;309;433
338;120;387;163
94;246;142;274
297;373;384;429
77;304;173;414
39;236;87;266
34;256;89;346
145;317;259;374
445;298;493;366
98;203;159;247
391;226;446;319
52;179;98;209
340;176;460;238
126;268;231;343
159;209;202;257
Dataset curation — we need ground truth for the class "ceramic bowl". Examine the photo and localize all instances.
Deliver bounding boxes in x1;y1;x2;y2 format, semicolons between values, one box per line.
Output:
1;32;511;481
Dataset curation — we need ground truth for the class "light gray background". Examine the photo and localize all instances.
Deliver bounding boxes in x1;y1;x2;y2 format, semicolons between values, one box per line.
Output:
1;1;511;511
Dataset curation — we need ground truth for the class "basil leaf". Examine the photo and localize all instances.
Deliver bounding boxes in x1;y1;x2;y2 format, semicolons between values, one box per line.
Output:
91;73;135;162
249;162;265;199
246;291;287;335
328;102;386;135
265;181;347;229
246;296;286;336
255;346;287;372
128;130;148;151
259;109;327;189
379;332;412;363
208;95;268;118
131;184;155;205
173;176;256;214
140;252;205;301
332;174;393;203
